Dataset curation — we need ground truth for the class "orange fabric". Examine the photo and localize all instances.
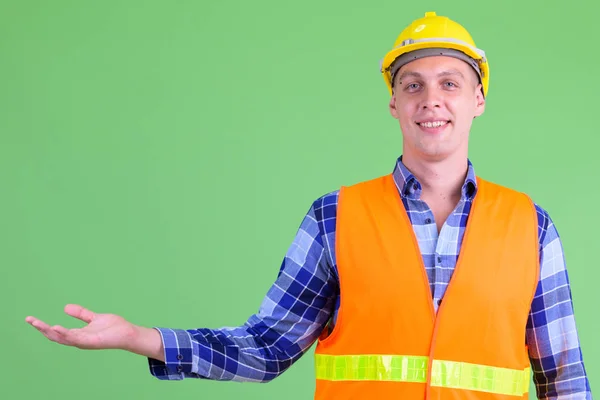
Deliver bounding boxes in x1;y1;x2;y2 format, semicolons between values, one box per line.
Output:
313;173;539;400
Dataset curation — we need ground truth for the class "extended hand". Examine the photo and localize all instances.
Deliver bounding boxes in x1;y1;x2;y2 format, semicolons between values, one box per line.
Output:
25;304;164;360
25;304;137;350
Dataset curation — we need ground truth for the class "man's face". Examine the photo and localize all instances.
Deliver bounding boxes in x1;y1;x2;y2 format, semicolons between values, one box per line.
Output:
389;56;485;162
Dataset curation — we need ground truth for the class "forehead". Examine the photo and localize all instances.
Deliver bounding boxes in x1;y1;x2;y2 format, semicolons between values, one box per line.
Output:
396;56;474;80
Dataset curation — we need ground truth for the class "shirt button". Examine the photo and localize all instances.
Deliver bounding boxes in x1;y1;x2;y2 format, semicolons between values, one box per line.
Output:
177;354;183;361
437;256;442;263
177;366;183;373
425;218;431;224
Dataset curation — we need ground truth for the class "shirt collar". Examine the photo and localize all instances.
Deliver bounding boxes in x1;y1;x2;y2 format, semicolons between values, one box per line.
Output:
392;155;478;201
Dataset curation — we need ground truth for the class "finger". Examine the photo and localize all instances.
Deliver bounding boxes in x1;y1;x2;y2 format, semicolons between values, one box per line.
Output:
26;316;51;332
50;325;78;346
64;304;95;323
52;325;97;350
26;317;72;346
51;324;70;336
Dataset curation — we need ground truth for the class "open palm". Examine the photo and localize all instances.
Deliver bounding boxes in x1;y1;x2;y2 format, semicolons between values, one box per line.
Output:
25;304;136;351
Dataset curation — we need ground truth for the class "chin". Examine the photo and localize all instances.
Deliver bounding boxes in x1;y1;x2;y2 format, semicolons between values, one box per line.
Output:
415;146;455;161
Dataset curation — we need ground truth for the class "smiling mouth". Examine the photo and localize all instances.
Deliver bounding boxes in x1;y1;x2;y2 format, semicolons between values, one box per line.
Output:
416;120;450;128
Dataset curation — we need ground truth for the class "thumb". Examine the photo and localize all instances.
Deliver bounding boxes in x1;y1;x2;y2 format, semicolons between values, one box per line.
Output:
64;304;96;324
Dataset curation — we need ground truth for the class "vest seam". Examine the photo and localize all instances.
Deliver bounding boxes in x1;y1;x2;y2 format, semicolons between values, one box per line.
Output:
318;185;347;347
424;176;484;399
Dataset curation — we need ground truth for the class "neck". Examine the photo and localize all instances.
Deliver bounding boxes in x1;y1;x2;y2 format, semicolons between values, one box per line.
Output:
401;153;468;202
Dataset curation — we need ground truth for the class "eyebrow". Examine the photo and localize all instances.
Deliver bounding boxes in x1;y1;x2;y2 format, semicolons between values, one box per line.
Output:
397;69;465;82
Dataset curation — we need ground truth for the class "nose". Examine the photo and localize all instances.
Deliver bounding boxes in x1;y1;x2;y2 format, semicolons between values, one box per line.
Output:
419;87;442;110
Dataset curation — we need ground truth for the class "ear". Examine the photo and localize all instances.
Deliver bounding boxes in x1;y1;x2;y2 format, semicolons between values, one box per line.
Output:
389;92;399;120
473;84;485;118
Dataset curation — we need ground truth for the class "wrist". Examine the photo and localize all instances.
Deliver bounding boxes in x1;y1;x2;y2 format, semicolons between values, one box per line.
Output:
127;325;165;362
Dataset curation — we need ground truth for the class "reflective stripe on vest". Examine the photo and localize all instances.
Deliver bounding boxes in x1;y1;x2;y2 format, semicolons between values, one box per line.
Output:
315;354;530;397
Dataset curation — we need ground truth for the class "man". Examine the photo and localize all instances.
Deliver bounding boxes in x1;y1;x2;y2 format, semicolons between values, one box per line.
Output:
26;11;592;399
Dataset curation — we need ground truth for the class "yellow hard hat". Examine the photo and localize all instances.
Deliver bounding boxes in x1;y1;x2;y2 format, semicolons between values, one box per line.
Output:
380;11;489;97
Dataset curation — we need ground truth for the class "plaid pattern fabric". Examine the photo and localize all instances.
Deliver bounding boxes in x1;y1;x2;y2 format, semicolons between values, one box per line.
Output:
148;157;592;399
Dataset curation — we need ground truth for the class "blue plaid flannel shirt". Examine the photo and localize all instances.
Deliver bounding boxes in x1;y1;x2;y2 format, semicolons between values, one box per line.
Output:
148;157;592;399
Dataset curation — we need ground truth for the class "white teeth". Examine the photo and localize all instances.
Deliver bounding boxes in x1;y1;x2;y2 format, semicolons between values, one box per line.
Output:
420;121;448;128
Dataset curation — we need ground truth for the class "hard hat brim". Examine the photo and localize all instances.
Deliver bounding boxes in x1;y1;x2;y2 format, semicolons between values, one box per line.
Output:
381;40;489;96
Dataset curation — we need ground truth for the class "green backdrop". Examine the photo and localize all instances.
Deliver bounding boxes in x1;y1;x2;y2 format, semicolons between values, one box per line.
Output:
2;0;597;398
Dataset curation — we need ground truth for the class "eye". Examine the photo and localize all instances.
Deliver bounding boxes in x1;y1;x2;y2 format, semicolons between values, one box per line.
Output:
443;81;458;88
404;82;421;92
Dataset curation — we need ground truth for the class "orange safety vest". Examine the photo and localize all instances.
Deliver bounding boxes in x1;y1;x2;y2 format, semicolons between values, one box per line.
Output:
313;174;539;399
